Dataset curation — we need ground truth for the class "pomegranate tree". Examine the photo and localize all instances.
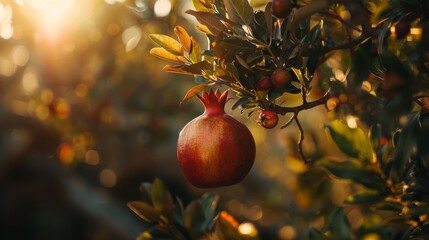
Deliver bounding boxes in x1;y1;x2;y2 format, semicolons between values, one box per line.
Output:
177;90;256;188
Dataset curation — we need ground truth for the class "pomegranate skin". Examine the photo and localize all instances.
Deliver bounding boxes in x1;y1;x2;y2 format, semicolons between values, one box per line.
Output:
177;90;256;188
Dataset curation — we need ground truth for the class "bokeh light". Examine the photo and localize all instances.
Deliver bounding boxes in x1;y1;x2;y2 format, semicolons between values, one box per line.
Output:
100;169;117;187
0;3;14;39
238;222;258;237
154;0;172;18
278;225;297;240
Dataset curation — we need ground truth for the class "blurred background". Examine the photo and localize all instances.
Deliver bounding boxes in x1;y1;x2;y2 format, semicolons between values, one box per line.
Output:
0;0;352;239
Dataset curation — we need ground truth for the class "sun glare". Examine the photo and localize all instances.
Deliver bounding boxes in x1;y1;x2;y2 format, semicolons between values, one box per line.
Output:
26;0;75;42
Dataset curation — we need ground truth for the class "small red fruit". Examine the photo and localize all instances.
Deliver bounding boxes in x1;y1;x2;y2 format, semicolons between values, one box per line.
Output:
257;109;279;129
256;76;273;91
271;68;292;89
177;90;256;188
394;21;410;39
271;0;292;19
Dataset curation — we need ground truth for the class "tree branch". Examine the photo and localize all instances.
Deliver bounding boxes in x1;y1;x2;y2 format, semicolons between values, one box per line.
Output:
274;89;330;115
294;113;310;163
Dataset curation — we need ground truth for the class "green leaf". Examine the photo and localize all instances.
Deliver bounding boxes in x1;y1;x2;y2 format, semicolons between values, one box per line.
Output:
326;207;351;240
325;120;374;162
351;40;376;88
162;65;195;75
224;0;255;26
151;178;174;214
139;182;153;204
200;193;219;230
181;61;213;75
192;0;212;11
231;97;251;110
184;200;206;238
308;228;324;240
251;11;269;44
344;189;388;204
410;204;429;219
137;231;153;240
291;68;304;84
393;113;419;181
358;214;391;239
369;123;382;153
173;196;185;225
380;52;411;78
372;200;403;212
180;84;207;105
235;55;253;72
186;10;227;34
264;2;272;43
318;159;386;190
127;201;160;223
219;38;257;53
149;34;183;55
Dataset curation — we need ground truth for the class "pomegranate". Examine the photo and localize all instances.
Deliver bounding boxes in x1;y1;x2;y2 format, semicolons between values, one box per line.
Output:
177;90;256;188
256;76;273;91
271;0;292;19
257;109;279;129
271;68;292;89
394;21;410;39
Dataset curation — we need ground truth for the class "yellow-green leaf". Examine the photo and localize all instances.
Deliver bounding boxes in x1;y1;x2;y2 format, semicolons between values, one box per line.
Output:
186;10;226;35
127;201;160;223
189;37;201;64
224;0;254;26
149;34;183;55
180;84;207;105
163;61;212;75
325;120;374;162
151;178;174;213
137;231;153;240
150;47;186;63
192;0;211;12
174;26;192;54
162;65;194;75
196;24;214;35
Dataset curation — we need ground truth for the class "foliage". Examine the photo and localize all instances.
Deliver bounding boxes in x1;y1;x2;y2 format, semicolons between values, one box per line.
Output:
128;178;259;240
131;0;429;239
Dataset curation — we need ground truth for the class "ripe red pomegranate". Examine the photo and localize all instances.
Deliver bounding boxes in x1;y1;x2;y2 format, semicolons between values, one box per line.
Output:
177;90;256;188
271;0;292;19
257;109;279;129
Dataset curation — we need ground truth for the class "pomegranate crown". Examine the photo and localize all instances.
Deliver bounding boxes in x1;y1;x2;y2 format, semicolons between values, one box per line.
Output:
196;89;228;115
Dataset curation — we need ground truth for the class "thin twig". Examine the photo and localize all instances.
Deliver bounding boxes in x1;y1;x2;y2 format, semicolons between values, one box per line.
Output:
322;34;369;53
280;112;297;129
294;113;310;163
320;10;362;32
275;89;330;115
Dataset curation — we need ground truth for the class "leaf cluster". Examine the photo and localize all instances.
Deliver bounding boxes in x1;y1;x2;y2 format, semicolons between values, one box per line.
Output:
128;178;259;240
